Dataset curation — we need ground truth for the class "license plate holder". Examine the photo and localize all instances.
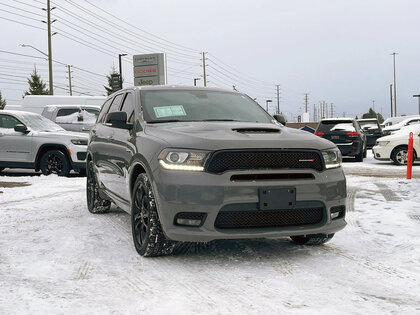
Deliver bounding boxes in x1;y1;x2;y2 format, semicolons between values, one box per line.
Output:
259;187;296;210
331;135;340;140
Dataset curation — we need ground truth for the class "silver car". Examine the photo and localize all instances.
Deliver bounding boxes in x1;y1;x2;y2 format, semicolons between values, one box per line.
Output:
0;110;88;176
86;86;347;257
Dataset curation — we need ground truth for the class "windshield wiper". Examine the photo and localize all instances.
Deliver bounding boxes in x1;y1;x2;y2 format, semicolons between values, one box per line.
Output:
147;119;185;124
201;119;241;122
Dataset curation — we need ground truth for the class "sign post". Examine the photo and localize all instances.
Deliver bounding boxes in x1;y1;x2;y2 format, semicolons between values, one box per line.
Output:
133;53;166;86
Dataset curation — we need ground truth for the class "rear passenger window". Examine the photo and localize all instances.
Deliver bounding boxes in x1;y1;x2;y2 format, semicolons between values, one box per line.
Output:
121;93;134;123
57;108;79;117
97;98;113;123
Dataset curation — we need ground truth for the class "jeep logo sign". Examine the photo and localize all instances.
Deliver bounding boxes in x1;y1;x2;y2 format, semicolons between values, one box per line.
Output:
133;53;166;86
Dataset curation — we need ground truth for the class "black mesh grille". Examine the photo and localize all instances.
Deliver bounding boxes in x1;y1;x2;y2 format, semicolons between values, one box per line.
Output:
215;207;323;229
206;150;323;173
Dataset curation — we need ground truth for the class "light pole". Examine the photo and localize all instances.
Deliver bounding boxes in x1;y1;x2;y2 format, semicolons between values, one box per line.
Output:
413;95;420;115
19;43;53;94
194;78;200;86
391;52;398;116
118;53;127;89
265;99;272;112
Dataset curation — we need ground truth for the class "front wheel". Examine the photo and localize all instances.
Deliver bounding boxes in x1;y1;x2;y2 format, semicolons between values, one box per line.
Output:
86;161;111;213
131;173;176;257
40;150;70;176
290;234;334;245
391;146;416;165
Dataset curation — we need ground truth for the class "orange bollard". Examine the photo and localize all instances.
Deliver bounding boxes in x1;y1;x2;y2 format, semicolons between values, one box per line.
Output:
407;132;413;179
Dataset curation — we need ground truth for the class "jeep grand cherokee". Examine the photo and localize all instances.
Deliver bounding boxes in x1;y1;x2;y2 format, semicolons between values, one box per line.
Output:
86;86;347;257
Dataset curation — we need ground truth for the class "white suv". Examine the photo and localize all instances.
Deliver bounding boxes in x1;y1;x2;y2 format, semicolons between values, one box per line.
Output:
0;110;88;176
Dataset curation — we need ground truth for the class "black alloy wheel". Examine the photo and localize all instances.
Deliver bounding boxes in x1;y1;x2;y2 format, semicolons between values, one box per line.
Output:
40;150;70;176
131;174;176;257
86;160;110;214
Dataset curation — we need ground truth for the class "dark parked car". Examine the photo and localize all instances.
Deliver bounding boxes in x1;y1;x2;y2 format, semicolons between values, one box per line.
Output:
315;118;366;161
357;118;383;149
86;86;347;257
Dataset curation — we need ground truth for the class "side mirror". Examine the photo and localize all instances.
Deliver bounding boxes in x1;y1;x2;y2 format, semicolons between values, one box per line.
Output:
14;124;29;133
273;114;286;126
105;111;133;130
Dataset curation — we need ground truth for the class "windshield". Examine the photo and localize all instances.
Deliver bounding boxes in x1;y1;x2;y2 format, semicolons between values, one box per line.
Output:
19;113;64;131
358;121;379;129
141;90;274;123
317;120;356;132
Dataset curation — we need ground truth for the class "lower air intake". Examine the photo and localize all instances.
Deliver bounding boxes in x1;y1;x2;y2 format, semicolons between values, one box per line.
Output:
214;207;323;229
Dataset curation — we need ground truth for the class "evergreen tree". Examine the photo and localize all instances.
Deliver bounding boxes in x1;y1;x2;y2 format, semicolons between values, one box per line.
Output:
24;67;49;96
104;66;123;96
0;90;6;110
361;107;384;123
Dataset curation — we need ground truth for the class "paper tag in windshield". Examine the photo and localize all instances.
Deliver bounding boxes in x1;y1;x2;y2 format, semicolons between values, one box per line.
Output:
154;105;186;118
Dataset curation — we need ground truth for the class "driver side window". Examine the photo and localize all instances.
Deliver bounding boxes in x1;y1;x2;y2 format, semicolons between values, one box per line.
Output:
0;115;21;129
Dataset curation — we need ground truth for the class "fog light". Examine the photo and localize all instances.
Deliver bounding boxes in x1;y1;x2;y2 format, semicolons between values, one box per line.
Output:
330;206;345;220
331;212;340;219
174;212;206;227
176;218;202;226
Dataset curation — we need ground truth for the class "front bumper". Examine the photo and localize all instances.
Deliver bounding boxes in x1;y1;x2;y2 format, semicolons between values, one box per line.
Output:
336;142;362;157
372;145;392;160
68;143;87;171
152;167;347;242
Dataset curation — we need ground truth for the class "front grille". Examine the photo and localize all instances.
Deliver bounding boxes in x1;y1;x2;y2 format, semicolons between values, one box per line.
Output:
215;207;323;229
206;150;323;173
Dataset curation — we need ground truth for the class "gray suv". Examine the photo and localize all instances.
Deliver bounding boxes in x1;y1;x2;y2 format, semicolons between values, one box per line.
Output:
86;86;347;257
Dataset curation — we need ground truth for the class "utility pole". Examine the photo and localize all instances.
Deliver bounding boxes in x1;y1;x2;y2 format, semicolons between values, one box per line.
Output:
390;84;393;117
276;85;280;114
324;101;328;118
313;104;317;122
265;99;272;112
391;52;398;116
304;93;309;113
413;95;420;115
67;65;73;96
118;53;127;89
330;103;334;118
372;100;375;111
202;52;207;87
46;0;53;95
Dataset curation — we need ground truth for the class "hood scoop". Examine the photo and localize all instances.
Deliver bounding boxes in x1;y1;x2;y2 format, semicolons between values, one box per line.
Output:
232;127;281;134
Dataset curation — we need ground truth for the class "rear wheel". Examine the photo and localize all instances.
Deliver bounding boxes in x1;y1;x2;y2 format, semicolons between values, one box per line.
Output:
355;150;363;162
290;234;334;245
131;173;176;257
391;146;416;165
40;150;70;176
86;160;111;213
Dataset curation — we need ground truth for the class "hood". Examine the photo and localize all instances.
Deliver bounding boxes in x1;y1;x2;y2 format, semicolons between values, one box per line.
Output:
145;122;335;151
37;130;88;139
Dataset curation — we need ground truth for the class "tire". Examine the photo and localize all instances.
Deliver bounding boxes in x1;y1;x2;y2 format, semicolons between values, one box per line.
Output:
391;146;417;166
40;150;70;176
86;160;111;213
363;147;367;158
290;234;335;245
0;167;4;173
131;173;176;257
355;150;363;162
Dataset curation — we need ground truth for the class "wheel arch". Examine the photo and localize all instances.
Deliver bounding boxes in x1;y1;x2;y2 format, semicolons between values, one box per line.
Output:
35;144;72;171
391;144;418;158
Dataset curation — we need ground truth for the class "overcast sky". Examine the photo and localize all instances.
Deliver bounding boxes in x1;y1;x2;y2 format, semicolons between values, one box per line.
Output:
1;0;420;120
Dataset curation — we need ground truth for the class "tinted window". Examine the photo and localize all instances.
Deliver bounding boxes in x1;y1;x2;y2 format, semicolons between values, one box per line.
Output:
108;94;124;113
0;115;21;129
121;93;134;123
358;120;380;130
317;120;356;132
141;90;273;123
57;108;79;117
97;98;113;123
407;119;420;125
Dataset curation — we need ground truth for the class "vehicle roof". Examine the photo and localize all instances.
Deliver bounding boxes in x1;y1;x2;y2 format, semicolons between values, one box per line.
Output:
0;110;40;116
44;104;101;109
357;118;378;122
394;115;420;126
130;85;240;93
320;117;355;122
23;95;105;99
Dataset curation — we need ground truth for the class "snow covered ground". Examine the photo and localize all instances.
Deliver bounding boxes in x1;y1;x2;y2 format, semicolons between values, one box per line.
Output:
0;152;419;314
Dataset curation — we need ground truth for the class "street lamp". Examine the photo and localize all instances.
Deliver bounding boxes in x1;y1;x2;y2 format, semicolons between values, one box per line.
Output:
19;43;53;94
265;99;272;112
118;53;127;89
413;95;420;115
391;52;398;116
194;78;200;86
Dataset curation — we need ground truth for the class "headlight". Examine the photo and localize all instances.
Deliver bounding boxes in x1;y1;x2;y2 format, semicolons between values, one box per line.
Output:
71;139;88;145
158;149;208;171
376;141;389;146
322;148;342;169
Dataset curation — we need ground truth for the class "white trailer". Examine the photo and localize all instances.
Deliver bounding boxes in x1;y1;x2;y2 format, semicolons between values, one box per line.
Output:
20;95;106;114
